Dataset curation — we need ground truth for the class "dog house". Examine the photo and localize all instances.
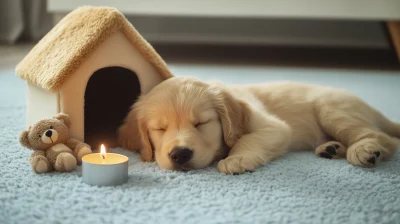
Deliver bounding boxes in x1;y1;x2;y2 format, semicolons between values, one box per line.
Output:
15;6;173;149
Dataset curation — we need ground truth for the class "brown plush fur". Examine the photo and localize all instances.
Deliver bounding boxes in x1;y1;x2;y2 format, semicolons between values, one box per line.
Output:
15;6;173;92
119;77;400;174
19;113;92;173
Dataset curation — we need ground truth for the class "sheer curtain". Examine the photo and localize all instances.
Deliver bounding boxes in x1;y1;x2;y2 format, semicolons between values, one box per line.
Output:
0;0;52;44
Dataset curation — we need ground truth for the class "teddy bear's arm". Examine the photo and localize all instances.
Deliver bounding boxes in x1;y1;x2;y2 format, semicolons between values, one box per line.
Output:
31;150;45;157
65;138;85;149
65;138;92;165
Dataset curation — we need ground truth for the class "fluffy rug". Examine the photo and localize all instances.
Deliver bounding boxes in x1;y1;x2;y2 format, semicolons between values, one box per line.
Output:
1;68;400;224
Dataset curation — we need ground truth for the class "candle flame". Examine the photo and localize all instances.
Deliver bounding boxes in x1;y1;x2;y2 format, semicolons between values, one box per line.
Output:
100;144;106;159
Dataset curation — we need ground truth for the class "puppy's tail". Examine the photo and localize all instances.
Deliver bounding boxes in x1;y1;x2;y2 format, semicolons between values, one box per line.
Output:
377;112;400;138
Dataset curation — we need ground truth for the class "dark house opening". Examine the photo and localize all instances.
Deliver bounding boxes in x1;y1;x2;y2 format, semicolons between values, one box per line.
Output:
84;66;141;150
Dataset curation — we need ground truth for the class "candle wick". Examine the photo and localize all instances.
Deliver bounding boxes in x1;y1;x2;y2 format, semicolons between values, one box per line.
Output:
102;154;105;159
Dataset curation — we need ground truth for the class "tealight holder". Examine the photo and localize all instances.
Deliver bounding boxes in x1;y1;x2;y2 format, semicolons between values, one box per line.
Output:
82;144;129;186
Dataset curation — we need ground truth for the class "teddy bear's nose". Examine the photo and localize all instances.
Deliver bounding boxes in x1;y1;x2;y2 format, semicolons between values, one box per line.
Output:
45;130;52;137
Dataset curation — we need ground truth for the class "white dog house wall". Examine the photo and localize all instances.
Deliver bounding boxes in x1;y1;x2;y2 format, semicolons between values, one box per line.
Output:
16;6;173;149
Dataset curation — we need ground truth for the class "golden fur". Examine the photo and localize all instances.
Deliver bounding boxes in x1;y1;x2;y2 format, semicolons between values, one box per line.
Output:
119;77;400;174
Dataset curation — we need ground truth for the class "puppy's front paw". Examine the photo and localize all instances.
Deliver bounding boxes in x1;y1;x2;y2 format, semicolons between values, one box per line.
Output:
347;139;384;168
217;156;258;175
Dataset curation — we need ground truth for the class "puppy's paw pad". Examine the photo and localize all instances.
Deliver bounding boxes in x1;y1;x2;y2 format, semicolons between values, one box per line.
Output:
316;141;347;159
374;151;381;158
349;150;380;167
319;152;333;159
325;145;337;155
367;156;376;165
347;140;385;168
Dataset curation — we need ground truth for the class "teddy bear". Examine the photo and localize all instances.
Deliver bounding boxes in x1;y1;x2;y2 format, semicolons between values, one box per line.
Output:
19;113;92;173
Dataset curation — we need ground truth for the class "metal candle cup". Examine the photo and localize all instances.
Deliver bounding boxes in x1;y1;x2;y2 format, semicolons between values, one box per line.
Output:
82;145;129;186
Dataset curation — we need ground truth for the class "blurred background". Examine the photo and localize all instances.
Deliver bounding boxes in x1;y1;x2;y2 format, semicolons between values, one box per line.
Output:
1;0;400;71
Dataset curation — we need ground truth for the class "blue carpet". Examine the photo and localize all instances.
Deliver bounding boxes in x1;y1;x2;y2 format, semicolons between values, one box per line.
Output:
1;66;400;224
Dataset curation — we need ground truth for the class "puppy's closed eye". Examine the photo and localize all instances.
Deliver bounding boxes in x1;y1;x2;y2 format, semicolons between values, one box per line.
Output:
194;120;210;128
153;128;166;132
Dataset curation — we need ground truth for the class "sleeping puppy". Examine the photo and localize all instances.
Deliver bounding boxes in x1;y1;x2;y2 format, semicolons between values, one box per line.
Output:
118;77;400;174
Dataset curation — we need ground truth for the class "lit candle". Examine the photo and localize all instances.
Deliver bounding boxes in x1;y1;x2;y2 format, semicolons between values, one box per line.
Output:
82;144;129;186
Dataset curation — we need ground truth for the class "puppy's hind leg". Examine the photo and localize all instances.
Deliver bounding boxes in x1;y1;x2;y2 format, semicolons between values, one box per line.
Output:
315;94;399;167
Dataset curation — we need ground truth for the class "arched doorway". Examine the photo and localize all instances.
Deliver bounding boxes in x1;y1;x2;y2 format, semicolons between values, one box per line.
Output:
84;66;141;149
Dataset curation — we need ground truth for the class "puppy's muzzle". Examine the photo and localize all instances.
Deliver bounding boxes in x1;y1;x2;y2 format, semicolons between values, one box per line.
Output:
169;147;193;165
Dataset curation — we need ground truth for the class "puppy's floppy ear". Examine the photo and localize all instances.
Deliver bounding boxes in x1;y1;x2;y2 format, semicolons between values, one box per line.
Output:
209;83;250;148
19;127;32;149
137;116;153;162
118;108;143;153
118;102;153;162
53;113;71;128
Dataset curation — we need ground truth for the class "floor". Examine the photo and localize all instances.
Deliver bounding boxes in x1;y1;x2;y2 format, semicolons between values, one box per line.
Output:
0;44;34;71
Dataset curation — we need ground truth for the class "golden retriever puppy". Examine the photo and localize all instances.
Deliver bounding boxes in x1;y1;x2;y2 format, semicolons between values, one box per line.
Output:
118;77;400;174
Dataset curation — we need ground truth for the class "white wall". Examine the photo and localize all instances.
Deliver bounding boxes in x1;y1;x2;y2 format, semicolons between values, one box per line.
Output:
48;0;400;20
47;0;395;49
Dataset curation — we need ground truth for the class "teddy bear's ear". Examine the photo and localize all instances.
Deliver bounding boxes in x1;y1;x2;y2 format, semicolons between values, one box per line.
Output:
19;128;32;149
53;113;71;128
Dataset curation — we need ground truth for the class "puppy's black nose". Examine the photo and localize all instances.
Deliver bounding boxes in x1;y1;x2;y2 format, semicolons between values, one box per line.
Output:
45;130;52;137
169;147;193;165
